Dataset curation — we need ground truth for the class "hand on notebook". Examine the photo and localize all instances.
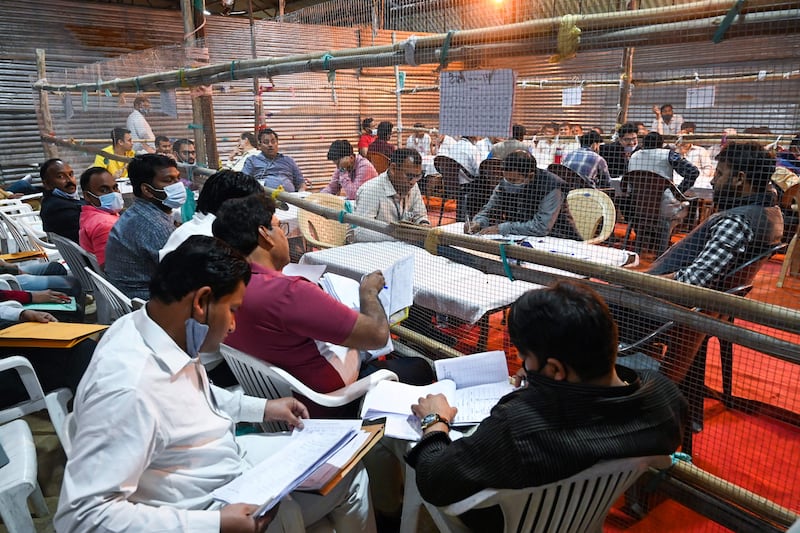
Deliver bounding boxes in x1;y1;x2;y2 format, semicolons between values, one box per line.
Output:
31;290;71;304
220;502;279;533
412;393;458;431
19;310;58;323
264;397;309;430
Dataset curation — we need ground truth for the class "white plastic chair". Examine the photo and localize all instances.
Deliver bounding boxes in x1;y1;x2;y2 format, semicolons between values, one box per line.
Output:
417;455;671;533
220;344;398;431
49;233;103;296
0;419;49;533
566;188;617;244
84;267;133;324
0;356;72;449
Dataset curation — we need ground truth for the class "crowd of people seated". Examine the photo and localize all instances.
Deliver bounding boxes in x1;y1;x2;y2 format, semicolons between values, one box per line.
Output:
1;104;797;532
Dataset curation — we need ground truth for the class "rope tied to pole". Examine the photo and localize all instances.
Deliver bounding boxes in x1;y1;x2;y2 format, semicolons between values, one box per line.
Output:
712;0;746;43
321;53;336;84
179;68;188;88
548;14;581;63
230;61;237;80
498;243;515;281
438;30;455;71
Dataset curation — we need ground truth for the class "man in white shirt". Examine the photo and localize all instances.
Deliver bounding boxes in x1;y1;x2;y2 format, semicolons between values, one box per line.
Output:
55;235;375;533
126;96;156;154
225;132;261;172
405;123;432;155
651;103;684;136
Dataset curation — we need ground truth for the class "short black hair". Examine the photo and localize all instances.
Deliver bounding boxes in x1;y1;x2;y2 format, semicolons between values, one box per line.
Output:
390;148;422;166
508;281;618;381
151;235;251;304
155;135;171;145
213;194;277;256
618;122;638;137
511;124;526;141
327;140;354;162
128;154;178;198
660;103;674;113
642;132;664;150
789;135;800;148
715;142;776;192
39;158;64;181
258;128;278;143
111;127;130;146
503;150;536;174
172;138;194;154
133;96;149;108
79;166;111;191
361;117;374;130
579;131;602;147
240;132;256;146
196;170;263;215
681;122;696;132
376;121;393;141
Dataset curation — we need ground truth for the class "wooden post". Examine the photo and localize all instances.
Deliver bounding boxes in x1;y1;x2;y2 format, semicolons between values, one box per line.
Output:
279;0;285;21
392;33;403;147
35;49;58;159
615;0;638;129
249;0;262;135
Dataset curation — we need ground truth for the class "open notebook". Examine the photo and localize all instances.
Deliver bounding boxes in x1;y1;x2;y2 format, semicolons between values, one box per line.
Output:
360;350;515;440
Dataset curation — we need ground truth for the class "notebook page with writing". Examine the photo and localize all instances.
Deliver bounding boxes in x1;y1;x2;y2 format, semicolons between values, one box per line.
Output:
434;350;509;388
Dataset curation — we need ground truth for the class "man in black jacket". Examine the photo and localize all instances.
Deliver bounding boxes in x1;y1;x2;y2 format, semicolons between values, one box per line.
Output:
40;158;85;243
407;281;686;531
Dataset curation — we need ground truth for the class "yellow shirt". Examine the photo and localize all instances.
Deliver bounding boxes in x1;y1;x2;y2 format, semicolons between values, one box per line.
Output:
94;145;134;178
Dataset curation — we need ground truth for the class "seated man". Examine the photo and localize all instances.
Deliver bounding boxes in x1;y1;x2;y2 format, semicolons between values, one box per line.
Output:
628;132;700;193
225;132;260;172
599;122;638;178
651;103;684;136
93;127;134;179
321;140;378;200
105;154;183;299
643;141;784;382
406;123;432;156
407;281;686;531
154;135;174;157
79;166;122;269
0;259;81;300
55;236;374;532
39;158;85;243
466;150;581;240
213;195;432;417
349;148;430;243
243;129;307;192
490;124;529;161
561;130;612;188
358;117;377;157
159;169;264;260
366;121;396;158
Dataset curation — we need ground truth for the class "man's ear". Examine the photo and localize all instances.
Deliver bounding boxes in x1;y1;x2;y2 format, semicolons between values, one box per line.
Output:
733;170;748;189
140;182;157;200
543;358;569;382
257;225;274;250
191;286;212;320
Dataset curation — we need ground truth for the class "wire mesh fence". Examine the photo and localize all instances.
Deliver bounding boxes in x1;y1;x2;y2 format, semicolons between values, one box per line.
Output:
23;0;800;530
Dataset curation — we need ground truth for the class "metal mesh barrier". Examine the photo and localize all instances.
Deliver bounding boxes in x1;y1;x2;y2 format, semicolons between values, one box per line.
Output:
27;1;800;530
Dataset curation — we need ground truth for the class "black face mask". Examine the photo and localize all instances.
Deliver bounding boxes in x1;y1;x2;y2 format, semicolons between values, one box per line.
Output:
662;114;673;123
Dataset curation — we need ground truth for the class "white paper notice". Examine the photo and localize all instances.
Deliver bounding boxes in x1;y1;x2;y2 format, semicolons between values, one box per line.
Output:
686;86;715;109
562;87;582;107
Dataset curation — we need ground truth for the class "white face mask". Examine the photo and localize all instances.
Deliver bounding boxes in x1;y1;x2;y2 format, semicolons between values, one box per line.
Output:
185;316;209;358
371;129;378;135
150;182;186;209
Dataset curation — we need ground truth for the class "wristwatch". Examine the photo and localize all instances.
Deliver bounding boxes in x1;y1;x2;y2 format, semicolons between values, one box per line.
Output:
420;413;450;431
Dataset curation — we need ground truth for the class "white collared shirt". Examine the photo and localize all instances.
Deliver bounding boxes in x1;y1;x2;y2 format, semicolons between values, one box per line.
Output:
350;172;429;242
55;308;267;533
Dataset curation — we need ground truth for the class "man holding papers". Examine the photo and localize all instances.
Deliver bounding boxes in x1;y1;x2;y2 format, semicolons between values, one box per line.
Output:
56;236;375;533
406;281;686;531
213;194;433;418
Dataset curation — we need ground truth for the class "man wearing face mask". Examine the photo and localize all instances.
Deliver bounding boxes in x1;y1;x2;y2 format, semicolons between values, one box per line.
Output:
320;140;378;200
78;167;123;269
40;158;86;243
465;150;580;240
599;122;639;179
406;281;685;531
57;236;378;533
105;154;184;299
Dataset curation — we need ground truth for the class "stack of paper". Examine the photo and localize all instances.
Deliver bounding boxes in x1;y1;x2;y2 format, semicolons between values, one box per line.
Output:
360;350;515;440
212;421;358;517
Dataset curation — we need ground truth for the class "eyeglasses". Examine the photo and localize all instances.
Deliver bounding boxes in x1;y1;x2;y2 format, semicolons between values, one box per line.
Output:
404;172;423;183
279;222;290;236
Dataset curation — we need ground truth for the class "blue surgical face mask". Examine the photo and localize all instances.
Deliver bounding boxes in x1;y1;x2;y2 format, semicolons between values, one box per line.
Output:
502;179;526;194
52;188;81;201
150;182;187;208
89;191;124;213
185;316;209;358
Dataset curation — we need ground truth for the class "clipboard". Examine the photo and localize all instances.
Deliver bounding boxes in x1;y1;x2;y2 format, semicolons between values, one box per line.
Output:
298;419;386;496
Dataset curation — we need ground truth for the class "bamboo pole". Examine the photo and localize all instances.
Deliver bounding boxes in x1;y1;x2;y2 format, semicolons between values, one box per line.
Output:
616;0;637;128
670;460;798;528
33;1;800;94
35;49;58;160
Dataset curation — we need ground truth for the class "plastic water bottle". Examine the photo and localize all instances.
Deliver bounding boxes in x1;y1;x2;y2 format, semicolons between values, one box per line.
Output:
554;147;563;165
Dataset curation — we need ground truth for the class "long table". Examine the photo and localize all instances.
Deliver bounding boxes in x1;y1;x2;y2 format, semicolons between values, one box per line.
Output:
299;241;542;350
